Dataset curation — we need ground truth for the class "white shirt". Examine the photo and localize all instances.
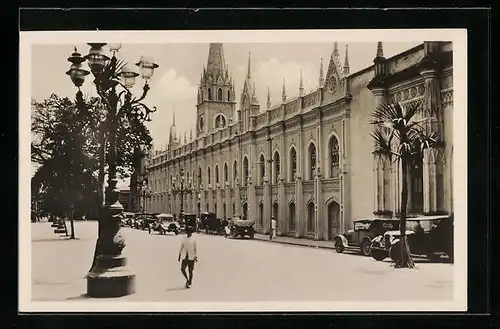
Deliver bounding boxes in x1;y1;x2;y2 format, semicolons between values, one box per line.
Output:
271;219;277;229
179;236;197;260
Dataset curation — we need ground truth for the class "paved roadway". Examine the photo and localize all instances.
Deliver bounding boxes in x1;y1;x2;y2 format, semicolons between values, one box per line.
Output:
31;221;454;302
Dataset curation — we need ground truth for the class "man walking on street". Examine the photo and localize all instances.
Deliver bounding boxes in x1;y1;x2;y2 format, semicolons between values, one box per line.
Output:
271;217;277;240
178;226;197;288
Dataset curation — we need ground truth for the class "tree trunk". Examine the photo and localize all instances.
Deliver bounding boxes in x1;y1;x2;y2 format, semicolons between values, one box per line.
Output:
396;156;415;268
70;209;76;239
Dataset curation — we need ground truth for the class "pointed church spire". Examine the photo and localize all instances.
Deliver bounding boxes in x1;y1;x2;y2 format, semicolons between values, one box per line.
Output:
282;78;287;102
184;131;187;144
247;52;251;79
173;109;176;125
253;81;256;96
319;57;324;86
190;128;193;141
206;43;226;74
376;41;384;58
267;86;271;109
299;69;304;96
343;45;350;75
333;42;339;57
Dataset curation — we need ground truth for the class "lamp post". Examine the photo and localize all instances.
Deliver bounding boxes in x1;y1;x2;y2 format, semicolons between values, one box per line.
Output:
171;168;194;219
139;180;151;213
267;137;274;240
66;43;159;298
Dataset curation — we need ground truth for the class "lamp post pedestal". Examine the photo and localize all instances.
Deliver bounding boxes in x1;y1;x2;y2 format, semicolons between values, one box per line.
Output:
87;178;135;298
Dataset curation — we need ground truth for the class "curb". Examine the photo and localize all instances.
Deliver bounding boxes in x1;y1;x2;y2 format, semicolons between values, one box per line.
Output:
253;236;334;250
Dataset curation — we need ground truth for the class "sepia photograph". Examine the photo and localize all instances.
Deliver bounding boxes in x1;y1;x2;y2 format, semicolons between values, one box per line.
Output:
20;29;467;312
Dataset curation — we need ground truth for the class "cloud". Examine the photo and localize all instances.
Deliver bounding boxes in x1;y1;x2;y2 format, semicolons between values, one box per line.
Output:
144;69;198;148
232;58;319;111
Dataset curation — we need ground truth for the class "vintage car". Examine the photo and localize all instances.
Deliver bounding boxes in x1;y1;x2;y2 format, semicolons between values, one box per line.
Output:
200;212;222;235
229;216;255;239
370;215;454;262
153;213;180;235
333;218;400;256
181;213;197;232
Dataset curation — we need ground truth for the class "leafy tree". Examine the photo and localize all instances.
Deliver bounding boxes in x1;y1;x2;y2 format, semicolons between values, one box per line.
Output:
370;101;437;268
31;93;152;226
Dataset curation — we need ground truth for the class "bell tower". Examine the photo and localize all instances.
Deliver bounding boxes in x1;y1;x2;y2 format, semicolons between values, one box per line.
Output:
196;43;236;137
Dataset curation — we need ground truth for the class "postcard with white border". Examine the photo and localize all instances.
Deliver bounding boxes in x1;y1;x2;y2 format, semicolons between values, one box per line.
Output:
20;29;467;312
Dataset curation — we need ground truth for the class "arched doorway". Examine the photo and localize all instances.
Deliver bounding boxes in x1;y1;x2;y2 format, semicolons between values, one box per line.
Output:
242;202;248;219
327;201;341;240
273;202;279;222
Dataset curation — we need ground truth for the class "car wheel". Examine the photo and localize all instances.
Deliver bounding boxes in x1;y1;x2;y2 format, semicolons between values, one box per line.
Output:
334;239;344;253
361;239;371;256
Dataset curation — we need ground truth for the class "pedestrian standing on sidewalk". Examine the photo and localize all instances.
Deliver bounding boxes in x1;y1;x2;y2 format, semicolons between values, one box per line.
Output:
178;226;197;288
271;217;277;240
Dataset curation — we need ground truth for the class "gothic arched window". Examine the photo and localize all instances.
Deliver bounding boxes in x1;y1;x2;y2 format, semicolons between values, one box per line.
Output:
198;167;202;187
289;202;296;231
207;167;211;185
224;162;228;184
329;136;340;178
273;151;280;184
290;147;297;182
227;90;231;101
308;143;317;180
208;88;212;100
217;88;223;101
259;154;265;185
307;201;316;232
233;160;238;182
243;156;249;186
215;165;220;184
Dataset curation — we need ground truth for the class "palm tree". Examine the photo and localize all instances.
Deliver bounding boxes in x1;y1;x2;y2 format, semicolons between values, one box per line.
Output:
370;101;438;268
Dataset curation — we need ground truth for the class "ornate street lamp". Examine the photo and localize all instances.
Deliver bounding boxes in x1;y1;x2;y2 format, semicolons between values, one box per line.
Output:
171;168;194;219
66;43;159;298
140;180;152;213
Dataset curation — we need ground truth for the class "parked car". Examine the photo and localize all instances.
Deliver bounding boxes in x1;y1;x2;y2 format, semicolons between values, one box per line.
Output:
228;216;255;239
333;218;400;256
370;215;454;262
153;213;180;235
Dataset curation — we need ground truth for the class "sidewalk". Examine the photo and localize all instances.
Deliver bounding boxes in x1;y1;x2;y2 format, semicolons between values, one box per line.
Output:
253;233;335;250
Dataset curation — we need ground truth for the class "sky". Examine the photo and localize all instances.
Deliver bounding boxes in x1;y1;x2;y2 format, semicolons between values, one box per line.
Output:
31;41;421;188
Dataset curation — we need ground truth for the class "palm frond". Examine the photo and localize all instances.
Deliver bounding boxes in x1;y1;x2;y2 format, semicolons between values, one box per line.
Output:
370;128;395;162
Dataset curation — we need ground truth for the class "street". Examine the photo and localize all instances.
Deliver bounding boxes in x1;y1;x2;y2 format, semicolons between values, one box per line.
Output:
31;221;454;302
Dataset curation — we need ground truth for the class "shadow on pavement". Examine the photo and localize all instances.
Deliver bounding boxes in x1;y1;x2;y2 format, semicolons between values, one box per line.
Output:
165;285;188;292
66;294;90;300
33;237;92;243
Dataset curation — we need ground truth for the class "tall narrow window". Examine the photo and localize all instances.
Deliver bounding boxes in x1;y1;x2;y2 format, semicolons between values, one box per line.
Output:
227;90;231;101
289;202;296;231
207;167;211;185
259;203;264;227
198;167;202;188
290;147;297;182
309;143;317;180
259;154;265;185
274;151;280;184
233;160;238;182
243;157;249;186
307;202;316;232
224;162;228;184
208;88;212;100
409;159;424;214
215;116;220;128
215;165;219;184
217;88;223;101
329;136;340;178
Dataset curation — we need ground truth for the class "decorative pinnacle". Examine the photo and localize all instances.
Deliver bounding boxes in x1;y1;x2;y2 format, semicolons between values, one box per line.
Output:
267;86;271;109
334;42;339;57
282;78;287;101
319;57;324;86
376;41;384;58
247;52;251;79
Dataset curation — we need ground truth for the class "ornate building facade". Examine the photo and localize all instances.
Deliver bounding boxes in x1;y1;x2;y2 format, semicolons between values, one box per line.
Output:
142;41;454;241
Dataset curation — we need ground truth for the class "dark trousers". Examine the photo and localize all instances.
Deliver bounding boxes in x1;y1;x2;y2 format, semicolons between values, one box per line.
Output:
181;257;195;283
